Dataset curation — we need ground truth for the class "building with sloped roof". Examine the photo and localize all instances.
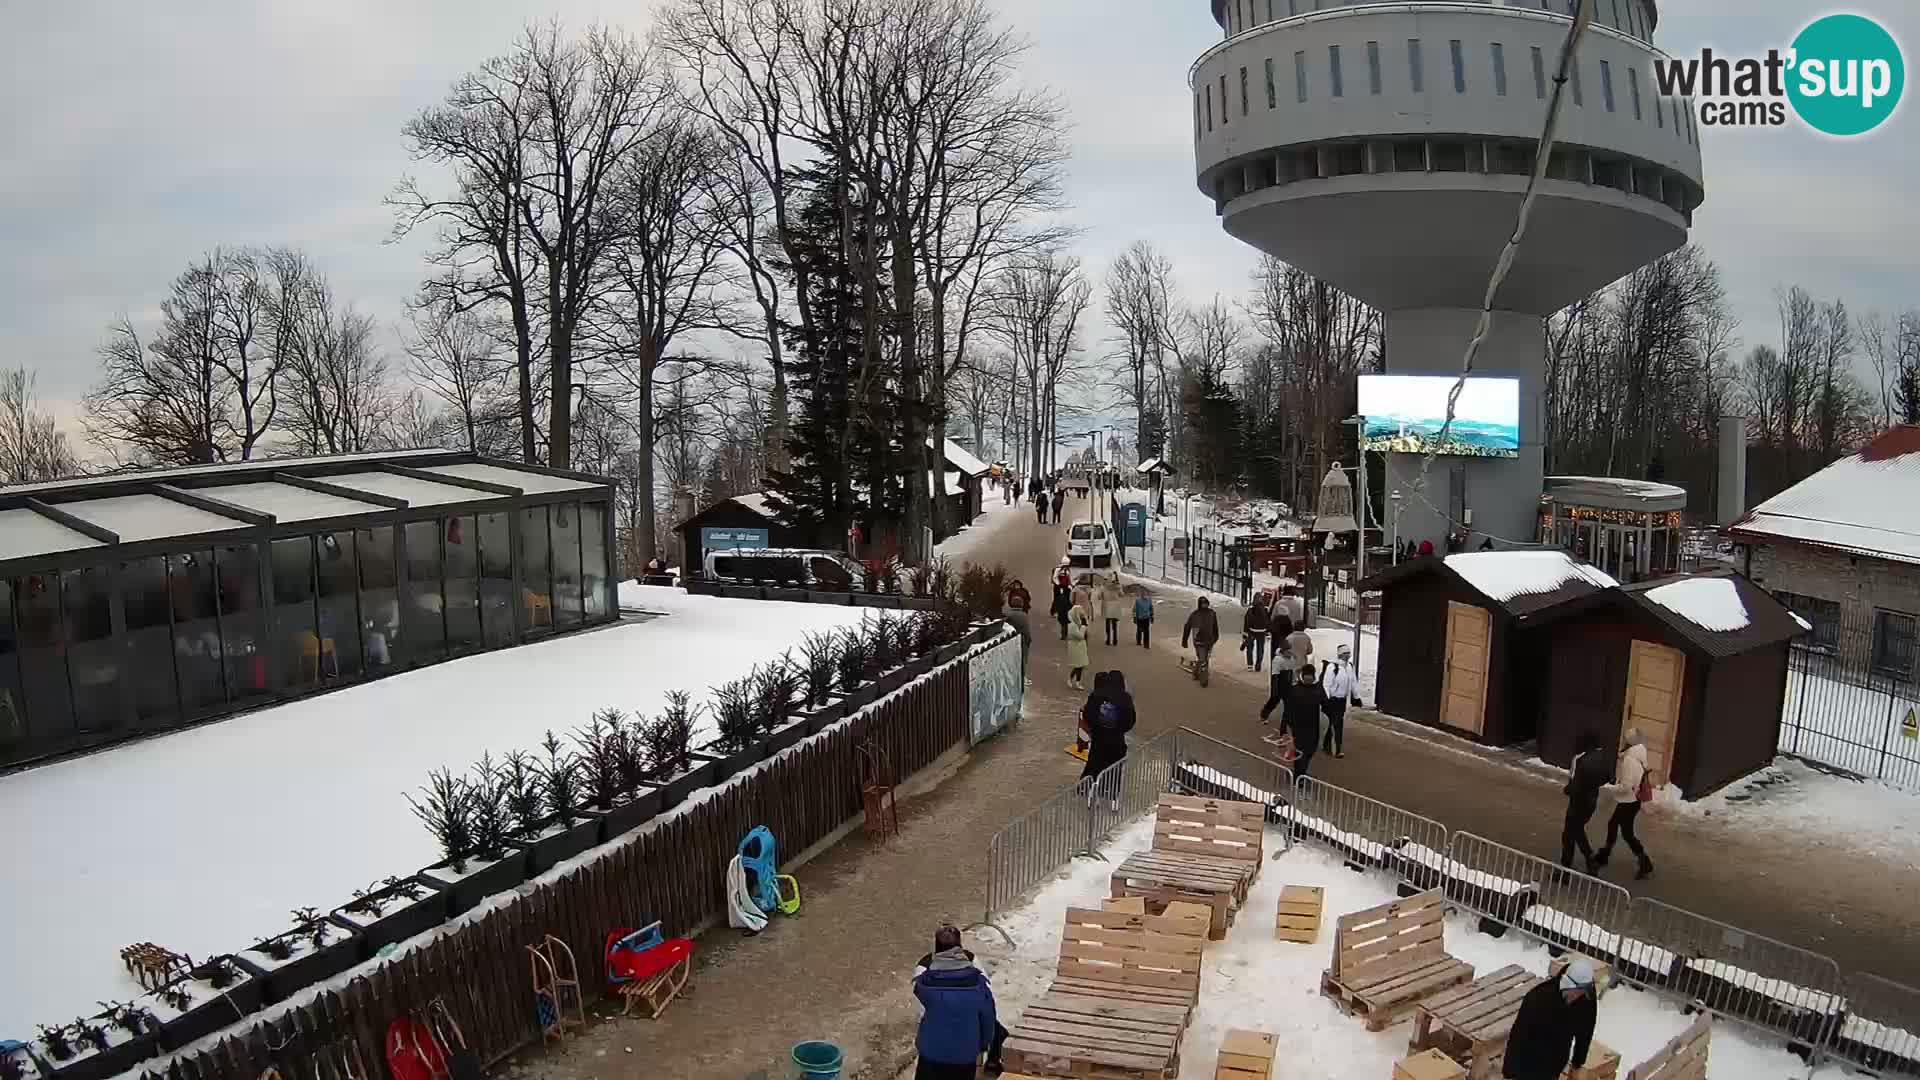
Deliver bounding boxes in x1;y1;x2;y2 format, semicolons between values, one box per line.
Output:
0;450;616;767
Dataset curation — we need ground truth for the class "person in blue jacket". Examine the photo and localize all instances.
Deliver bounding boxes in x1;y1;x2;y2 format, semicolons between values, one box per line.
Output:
1132;593;1155;647
913;925;1002;1078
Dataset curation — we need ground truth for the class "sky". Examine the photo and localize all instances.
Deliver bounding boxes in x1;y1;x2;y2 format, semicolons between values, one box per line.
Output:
2;0;1917;445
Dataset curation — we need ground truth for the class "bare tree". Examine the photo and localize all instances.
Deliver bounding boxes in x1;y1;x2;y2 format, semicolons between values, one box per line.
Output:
405;295;505;453
0;368;79;483
989;248;1089;476
1104;241;1178;459
1245;256;1378;507
277;271;395;455
87;276;227;465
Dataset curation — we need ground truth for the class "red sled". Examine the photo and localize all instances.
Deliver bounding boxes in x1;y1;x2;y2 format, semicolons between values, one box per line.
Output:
605;924;694;1019
385;1016;447;1080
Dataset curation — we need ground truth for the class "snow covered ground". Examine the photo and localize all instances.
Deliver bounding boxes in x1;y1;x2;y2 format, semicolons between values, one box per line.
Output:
975;816;1861;1079
1778;665;1920;789
935;492;1025;565
1662;757;1920;871
0;587;869;1039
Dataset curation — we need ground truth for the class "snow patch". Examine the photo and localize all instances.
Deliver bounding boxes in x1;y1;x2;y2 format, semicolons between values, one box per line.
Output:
1443;550;1616;602
1398;842;1535;896
1643;576;1751;632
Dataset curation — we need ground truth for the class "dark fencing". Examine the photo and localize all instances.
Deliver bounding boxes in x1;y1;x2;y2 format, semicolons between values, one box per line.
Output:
139;663;970;1080
1187;532;1252;605
1779;610;1920;789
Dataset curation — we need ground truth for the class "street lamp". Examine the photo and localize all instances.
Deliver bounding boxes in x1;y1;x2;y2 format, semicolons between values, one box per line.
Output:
1390;490;1404;564
1340;416;1369;698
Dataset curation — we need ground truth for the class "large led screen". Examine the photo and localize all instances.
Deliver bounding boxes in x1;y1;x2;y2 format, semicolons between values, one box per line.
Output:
1359;374;1520;459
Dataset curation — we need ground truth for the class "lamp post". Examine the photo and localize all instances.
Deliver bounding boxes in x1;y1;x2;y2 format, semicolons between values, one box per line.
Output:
1390;490;1403;564
1342;416;1368;697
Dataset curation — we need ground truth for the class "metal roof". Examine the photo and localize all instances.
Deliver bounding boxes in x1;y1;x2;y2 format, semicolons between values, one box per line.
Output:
1726;426;1920;565
0;508;100;561
58;494;252;543
1545;475;1689;512
209;482;388;523
422;462;599;494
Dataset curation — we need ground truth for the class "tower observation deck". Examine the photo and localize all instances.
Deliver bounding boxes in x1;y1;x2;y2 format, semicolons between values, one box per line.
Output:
1192;0;1703;548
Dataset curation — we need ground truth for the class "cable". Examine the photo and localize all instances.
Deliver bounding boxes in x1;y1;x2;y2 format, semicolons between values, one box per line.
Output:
1404;0;1598;542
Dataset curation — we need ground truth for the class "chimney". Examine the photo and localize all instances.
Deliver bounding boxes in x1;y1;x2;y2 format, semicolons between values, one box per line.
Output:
1717;415;1748;524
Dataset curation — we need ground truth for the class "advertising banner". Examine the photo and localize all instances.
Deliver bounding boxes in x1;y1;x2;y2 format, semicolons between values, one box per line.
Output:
967;632;1023;745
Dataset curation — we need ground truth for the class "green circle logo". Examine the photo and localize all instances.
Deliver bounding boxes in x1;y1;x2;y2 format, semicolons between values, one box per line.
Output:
1787;14;1905;136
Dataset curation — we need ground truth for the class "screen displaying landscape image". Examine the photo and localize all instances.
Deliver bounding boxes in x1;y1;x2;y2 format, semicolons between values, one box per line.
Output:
1358;375;1520;459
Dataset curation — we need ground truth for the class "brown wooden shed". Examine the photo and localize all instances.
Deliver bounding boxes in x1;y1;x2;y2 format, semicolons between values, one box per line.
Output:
1360;551;1617;746
1522;568;1806;798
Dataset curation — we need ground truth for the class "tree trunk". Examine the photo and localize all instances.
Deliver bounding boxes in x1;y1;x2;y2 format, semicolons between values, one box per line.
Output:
635;366;657;566
548;259;571;469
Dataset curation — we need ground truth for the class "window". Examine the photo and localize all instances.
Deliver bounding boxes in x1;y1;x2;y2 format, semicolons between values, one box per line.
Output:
551;503;583;626
1491;43;1507;96
272;537;316;690
0;580;21;752
65;567;120;734
1773;591;1840;652
1367;41;1382;94
1610;0;1625;30
1570;60;1583;106
1265;57;1277;108
520;506;552;633
1449;39;1465;94
1873;611;1917;682
1629;66;1643;119
316;530;363;679
1219;74;1228;123
1328;45;1343;98
1194;93;1202;139
218;545;268;704
358;526;399;668
1295;50;1308;103
480;511;516;646
581;503;609;619
1671;98;1683;137
404;520;447;665
120;556;176;729
1240;66;1249;116
444;515;482;649
1654;85;1663;126
1600;60;1616;111
1408;39;1424;93
1531;46;1546;99
15;574;71;739
1205;84;1213;132
170;550;225;715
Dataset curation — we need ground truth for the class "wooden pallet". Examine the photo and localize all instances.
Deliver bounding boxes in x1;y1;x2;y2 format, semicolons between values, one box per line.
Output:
1214;1028;1277;1080
1275;884;1323;944
1055;907;1205;1009
1321;889;1474;1031
1103;895;1148;915
1160;901;1214;940
1565;1040;1622;1080
1003;987;1186;1079
1406;964;1535;1080
1111;851;1243;940
1624;1014;1710;1080
1151;794;1265;893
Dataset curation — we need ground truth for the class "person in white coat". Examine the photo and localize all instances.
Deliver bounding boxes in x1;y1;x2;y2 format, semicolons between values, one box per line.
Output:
1597;730;1655;880
1319;644;1358;758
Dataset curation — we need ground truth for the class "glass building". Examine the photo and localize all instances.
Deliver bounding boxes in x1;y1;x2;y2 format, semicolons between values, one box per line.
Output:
0;451;617;767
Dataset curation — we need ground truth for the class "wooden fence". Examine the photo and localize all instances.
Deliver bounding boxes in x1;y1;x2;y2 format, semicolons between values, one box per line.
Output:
141;660;971;1080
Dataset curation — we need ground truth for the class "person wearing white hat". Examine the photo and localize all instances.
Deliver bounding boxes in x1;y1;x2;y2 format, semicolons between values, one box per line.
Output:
1502;959;1598;1079
1597;728;1656;880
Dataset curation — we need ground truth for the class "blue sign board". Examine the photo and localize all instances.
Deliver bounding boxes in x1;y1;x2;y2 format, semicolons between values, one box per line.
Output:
1119;503;1149;547
701;526;769;553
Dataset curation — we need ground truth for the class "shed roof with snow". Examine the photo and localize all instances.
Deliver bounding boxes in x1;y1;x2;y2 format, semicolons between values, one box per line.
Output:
1361;549;1617;617
1726;425;1920;565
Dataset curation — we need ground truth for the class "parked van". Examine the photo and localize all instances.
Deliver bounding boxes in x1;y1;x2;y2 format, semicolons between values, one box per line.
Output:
1067;522;1117;567
703;548;862;589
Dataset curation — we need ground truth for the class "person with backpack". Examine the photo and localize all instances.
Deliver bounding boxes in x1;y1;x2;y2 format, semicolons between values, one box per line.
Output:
1560;733;1611;875
1079;670;1137;782
1597;729;1656;880
1240;594;1271;672
912;925;1003;1079
1319;643;1357;758
1180;597;1221;686
1002;580;1033;685
1132;592;1155;647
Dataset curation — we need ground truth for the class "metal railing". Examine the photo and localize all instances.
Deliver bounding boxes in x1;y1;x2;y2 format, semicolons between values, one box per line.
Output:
1832;973;1920;1078
1291;776;1446;878
1167;729;1295;841
1443;832;1634;961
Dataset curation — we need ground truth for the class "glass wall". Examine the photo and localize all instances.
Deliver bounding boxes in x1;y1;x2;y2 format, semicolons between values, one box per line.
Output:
273;537;318;690
444;515;481;652
403;520;447;665
15;574;70;738
581;502;609;619
551;503;582;626
357;527;398;671
66;567;121;733
0;581;22;749
219;545;270;704
479;511;516;648
170;551;225;718
520;506;552;632
316;530;363;680
121;556;177;728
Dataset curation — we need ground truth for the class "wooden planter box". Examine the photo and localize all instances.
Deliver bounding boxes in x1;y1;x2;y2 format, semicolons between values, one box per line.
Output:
420;843;530;918
797;697;846;735
519;808;611;876
699;736;767;787
331;878;453;959
234;921;365;1006
150;957;264;1051
651;754;722;812
765;718;809;755
853;593;902;608
591;788;661;843
36;1014;157;1080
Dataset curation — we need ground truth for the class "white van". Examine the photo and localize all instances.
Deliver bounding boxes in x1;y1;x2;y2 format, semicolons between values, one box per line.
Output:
1066;522;1117;567
703;548;862;589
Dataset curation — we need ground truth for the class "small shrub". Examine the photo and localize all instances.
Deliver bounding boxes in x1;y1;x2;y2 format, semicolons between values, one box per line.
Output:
292;907;333;950
643;692;697;779
539;731;581;825
189;957;238;990
835;629;871;692
907;562;935;598
466;754;512;861
382;875;424;901
154;984;193;1013
711;676;762;752
755;655;800;728
407;768;475;874
104;1002;155;1037
930;557;955;603
907;610;938;657
934;602;972;646
72;1020;108;1054
499;750;547;838
799;632;839;706
573;710;627;812
255;933;293;962
612;715;649;794
343;884;388;918
37;1024;73;1062
979;564;1010;616
869;612;900;670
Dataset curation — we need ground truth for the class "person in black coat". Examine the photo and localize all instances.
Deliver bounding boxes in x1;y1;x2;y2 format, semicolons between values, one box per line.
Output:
1283;666;1326;778
1079;670;1138;781
1560;733;1611;874
1050;582;1073;639
1502;962;1598;1080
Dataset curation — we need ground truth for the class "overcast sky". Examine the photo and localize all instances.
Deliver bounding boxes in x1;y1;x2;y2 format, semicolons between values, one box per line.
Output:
3;0;1915;438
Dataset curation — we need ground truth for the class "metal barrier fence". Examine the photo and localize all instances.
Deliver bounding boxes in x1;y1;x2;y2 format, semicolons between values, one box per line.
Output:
1442;832;1634;964
1782;634;1920;790
1834;973;1920;1078
1625;896;1848;1051
1290;776;1447;881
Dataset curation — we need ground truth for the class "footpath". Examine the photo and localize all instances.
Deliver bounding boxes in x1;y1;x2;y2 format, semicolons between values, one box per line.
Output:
512;506;1917;1080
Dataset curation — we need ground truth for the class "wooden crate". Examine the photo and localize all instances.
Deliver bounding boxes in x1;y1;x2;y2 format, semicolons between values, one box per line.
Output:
1161;900;1214;939
1104;895;1148;915
1565;1040;1621;1080
1396;1048;1467;1080
1215;1028;1277;1080
1549;954;1615;1000
1275;884;1323;944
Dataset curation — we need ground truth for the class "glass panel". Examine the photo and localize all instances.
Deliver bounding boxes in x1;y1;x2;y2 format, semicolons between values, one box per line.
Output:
65;567;121;733
1239;65;1249;115
521;506;552;632
1408;39;1424;93
272;537;317;690
121;556;178;728
1294;50;1308;103
1533;47;1547;99
1329;45;1343;97
1367;41;1382;95
1265;57;1276;108
1449;39;1465;94
404;521;448;663
0;581;22;751
356;526;399;671
169;551;225;717
551;504;582;626
1491;43;1507;96
1600;60;1615;111
316;530;363;679
581;503;609;619
445;516;482;648
479;512;516;647
16;573;72;739
218;546;270;703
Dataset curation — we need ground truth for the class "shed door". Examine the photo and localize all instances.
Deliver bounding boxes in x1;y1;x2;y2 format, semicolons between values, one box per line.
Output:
1439;601;1492;735
1622;639;1685;786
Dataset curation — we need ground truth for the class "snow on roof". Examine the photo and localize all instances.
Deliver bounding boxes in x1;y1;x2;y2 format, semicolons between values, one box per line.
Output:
1136;457;1172;474
938;438;990;477
1730;427;1920;564
421;461;601;494
1443;550;1617;602
209;481;387;522
59;493;251;542
1642;575;1750;632
1546;475;1689;510
324;470;495;508
0;507;102;560
733;492;780;519
944;471;964;496
0;449;454;498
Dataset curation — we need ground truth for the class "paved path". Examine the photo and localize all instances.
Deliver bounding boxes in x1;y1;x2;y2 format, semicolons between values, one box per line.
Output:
512;503;1916;1080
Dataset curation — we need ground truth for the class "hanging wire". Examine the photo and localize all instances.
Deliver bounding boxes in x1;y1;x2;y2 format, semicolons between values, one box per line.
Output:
1404;0;1599;546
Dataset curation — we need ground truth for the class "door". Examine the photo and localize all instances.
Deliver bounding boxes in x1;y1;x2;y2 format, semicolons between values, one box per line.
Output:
1439;601;1492;735
1622;639;1684;785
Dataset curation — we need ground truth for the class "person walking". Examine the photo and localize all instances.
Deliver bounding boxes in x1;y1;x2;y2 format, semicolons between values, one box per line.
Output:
1279;586;1306;630
1180;597;1221;687
1050;580;1073;641
1065;602;1091;690
1559;733;1610;875
1257;657;1294;740
1319;644;1357;758
1597;730;1656;879
1034;488;1050;525
1132;592;1155;647
1240;594;1271;671
1079;669;1137;784
1003;580;1034;686
1284;666;1326;778
1098;574;1124;646
1050;491;1063;524
912;925;1003;1079
1501;961;1598;1080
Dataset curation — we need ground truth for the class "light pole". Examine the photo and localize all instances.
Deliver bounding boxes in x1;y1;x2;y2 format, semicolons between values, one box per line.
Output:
1390;490;1403;564
1342;416;1369;697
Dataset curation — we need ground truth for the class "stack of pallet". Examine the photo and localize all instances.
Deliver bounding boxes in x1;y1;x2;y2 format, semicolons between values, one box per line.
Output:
1274;885;1324;944
1214;1029;1278;1080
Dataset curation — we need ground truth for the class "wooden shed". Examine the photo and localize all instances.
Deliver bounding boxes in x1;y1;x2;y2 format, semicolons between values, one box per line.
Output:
1360;551;1616;745
675;493;810;575
1524;568;1806;798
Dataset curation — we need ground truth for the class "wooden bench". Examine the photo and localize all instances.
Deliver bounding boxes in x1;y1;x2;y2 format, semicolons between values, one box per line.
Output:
1275;885;1324;944
1406;964;1535;1080
1111;850;1246;940
1002;988;1188;1080
1151;794;1265;893
1053;906;1204;1011
1320;889;1475;1031
1624;1015;1710;1080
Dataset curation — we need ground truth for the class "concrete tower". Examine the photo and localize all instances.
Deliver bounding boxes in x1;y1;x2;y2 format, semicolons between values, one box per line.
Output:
1192;0;1704;548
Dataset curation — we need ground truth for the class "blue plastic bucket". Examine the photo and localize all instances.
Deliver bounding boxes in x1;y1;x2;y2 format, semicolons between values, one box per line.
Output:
791;1040;844;1079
